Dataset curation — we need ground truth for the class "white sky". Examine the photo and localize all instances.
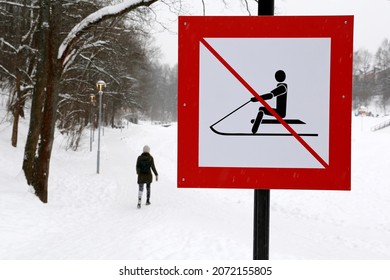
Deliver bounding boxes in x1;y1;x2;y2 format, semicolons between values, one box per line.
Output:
151;0;390;66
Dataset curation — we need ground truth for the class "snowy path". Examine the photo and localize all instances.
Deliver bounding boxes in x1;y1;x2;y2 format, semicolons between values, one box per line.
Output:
1;122;253;259
1;117;390;259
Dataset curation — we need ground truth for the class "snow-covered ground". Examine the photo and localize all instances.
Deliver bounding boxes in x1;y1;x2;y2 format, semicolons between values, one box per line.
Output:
1;104;390;259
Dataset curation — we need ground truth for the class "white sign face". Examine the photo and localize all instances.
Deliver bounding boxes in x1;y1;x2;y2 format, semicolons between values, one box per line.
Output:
199;38;331;169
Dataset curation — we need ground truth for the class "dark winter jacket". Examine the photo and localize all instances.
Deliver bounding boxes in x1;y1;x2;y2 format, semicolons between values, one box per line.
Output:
136;152;158;184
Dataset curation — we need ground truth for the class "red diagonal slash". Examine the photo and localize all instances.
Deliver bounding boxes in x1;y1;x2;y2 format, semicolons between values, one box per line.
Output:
200;38;329;168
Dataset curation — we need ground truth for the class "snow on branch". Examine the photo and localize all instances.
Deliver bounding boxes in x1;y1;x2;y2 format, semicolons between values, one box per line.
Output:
58;0;158;61
62;40;109;73
0;37;17;53
0;64;16;80
0;1;38;9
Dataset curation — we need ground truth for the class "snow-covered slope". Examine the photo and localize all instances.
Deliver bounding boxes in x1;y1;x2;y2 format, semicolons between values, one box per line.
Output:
1;110;390;259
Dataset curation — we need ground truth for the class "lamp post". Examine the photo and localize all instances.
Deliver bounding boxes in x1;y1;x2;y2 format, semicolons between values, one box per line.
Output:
89;93;96;152
96;80;106;174
103;103;106;136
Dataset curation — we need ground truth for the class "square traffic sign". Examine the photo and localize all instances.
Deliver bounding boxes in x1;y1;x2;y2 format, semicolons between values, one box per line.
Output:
178;16;353;190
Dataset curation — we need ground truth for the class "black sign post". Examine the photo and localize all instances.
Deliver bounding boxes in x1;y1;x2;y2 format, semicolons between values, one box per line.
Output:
253;0;274;261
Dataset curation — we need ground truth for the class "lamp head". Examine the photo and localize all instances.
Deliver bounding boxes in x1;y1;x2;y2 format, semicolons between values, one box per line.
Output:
96;80;106;92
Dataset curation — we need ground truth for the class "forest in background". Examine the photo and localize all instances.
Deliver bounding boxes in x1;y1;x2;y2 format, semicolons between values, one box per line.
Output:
353;39;390;114
1;0;177;151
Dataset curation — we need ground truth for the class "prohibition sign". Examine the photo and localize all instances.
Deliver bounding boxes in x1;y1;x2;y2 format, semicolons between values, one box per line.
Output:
178;16;353;190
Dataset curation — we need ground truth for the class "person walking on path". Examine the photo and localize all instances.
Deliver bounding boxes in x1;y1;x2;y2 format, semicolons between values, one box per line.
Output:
136;145;158;209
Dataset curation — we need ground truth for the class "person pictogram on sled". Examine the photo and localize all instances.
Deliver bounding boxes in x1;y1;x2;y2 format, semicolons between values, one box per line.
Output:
250;70;287;134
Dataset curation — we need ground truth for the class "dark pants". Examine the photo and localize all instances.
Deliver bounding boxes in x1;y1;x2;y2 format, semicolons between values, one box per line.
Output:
138;183;151;201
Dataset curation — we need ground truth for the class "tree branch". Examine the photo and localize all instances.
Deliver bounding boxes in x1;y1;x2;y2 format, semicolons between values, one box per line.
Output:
58;0;158;61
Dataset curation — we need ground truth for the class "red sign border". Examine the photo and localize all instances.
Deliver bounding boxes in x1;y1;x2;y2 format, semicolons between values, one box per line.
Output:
178;16;353;190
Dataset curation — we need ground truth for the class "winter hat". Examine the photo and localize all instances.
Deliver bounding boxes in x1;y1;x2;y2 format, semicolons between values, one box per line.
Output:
143;145;150;153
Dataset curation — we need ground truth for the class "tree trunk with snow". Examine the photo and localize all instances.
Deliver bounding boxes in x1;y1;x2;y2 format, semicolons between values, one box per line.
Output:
23;0;53;201
11;71;22;148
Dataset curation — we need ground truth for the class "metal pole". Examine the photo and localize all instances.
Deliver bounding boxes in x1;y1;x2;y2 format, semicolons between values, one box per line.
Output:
258;0;274;15
97;90;102;174
102;104;105;136
253;0;274;261
253;189;270;259
90;104;93;152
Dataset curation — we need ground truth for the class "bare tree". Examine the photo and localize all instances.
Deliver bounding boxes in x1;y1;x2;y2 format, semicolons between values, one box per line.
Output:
375;39;390;113
23;0;159;203
0;1;38;147
375;38;390;71
146;63;177;122
353;49;373;105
